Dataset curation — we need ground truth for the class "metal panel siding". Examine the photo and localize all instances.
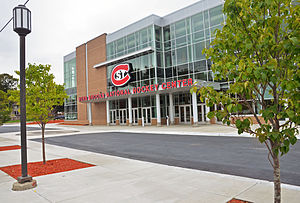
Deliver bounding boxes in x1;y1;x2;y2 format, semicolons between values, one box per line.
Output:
64;51;76;62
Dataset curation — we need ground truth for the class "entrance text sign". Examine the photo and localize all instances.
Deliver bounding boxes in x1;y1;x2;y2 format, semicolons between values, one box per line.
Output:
79;78;193;102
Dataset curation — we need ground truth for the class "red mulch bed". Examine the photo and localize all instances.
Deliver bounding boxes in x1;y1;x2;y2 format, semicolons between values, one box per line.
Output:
0;145;21;151
26;120;64;125
228;199;253;203
0;158;95;179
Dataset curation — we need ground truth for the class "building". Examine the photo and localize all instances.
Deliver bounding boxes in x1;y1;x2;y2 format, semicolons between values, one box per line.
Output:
64;0;227;126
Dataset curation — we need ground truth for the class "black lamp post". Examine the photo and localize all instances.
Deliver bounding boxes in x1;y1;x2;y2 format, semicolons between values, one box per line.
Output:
13;4;33;185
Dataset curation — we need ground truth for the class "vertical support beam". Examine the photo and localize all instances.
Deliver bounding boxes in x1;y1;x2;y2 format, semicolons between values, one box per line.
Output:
169;93;174;125
85;43;92;125
128;97;132;126
205;99;210;122
156;94;161;126
192;91;198;125
106;100;110;126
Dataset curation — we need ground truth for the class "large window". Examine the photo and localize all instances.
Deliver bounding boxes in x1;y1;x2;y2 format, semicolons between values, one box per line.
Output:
106;26;154;60
64;57;77;120
161;5;224;82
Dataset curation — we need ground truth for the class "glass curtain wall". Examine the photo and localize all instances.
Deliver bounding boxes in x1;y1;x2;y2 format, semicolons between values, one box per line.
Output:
106;25;156;93
163;5;224;83
64;58;78;120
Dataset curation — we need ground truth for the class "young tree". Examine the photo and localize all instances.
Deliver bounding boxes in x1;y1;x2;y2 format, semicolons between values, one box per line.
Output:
192;0;299;202
0;90;11;125
9;64;68;164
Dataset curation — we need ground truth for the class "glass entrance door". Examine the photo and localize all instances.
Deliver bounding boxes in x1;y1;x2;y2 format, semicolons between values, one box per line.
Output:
142;107;151;125
197;104;206;122
110;110;116;124
132;108;138;125
179;105;191;124
119;109;127;125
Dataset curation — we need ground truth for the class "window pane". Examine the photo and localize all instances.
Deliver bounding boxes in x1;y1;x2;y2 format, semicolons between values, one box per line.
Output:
176;36;187;48
163;26;170;41
209;5;224;27
175;20;186;38
194;60;207;72
176;46;188;65
155;26;162;41
165;51;172;67
191;12;203;32
193;41;205;61
140;28;148;45
193;30;205;43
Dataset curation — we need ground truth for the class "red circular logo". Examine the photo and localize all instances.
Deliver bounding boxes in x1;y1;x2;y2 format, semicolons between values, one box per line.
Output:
111;63;132;87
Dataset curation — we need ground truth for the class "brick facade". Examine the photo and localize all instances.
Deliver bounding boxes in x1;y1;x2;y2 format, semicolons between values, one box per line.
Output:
76;34;107;125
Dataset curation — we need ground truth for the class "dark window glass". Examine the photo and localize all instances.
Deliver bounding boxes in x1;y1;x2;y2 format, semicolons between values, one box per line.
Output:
189;63;194;74
165;67;172;78
157;68;164;78
207;59;212;70
194;60;207;73
163;26;171;41
149;68;155;78
155;26;162;41
156;52;163;67
164;41;171;51
172;66;177;77
165;51;172;67
195;72;208;81
177;64;189;76
119;99;127;108
141;69;149;80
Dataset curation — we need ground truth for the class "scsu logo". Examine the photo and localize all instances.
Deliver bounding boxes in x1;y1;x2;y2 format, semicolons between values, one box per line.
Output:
111;63;132;87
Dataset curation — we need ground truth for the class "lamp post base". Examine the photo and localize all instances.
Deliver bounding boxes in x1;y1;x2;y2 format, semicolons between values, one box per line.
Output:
17;175;32;183
12;179;37;191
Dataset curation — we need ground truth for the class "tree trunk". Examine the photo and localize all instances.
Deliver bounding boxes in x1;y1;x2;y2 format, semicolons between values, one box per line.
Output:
273;153;281;203
42;123;46;164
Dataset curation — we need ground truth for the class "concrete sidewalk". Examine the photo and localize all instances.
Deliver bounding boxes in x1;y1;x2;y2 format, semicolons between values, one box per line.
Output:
0;124;299;202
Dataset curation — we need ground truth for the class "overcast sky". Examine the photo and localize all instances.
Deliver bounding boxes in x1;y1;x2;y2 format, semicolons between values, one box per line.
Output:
0;0;200;84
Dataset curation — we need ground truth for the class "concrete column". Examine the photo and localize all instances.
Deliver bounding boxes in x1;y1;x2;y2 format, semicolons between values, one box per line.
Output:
156;94;161;126
205;99;210;122
106;100;110;126
192;92;198;125
169;93;174;125
128;97;132;126
85;43;92;125
88;103;92;126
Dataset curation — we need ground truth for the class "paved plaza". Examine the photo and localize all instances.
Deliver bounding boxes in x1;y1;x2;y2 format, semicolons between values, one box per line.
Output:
0;123;299;202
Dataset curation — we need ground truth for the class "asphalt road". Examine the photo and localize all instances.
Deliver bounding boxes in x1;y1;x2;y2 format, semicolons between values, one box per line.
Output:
0;126;58;134
31;132;300;186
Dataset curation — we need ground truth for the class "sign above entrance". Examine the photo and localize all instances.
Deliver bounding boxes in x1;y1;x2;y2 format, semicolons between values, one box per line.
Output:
111;63;132;87
79;78;193;103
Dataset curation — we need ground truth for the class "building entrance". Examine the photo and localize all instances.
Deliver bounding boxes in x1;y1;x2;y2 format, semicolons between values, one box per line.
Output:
119;109;127;125
179;105;191;124
198;104;206;122
132;108;139;125
142;107;151;125
110;110;116;124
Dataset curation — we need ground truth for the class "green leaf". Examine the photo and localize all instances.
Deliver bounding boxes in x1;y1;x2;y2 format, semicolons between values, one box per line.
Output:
290;136;297;145
227;104;233;112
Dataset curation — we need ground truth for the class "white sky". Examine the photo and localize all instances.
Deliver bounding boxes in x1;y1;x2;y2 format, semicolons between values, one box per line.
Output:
0;0;200;84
